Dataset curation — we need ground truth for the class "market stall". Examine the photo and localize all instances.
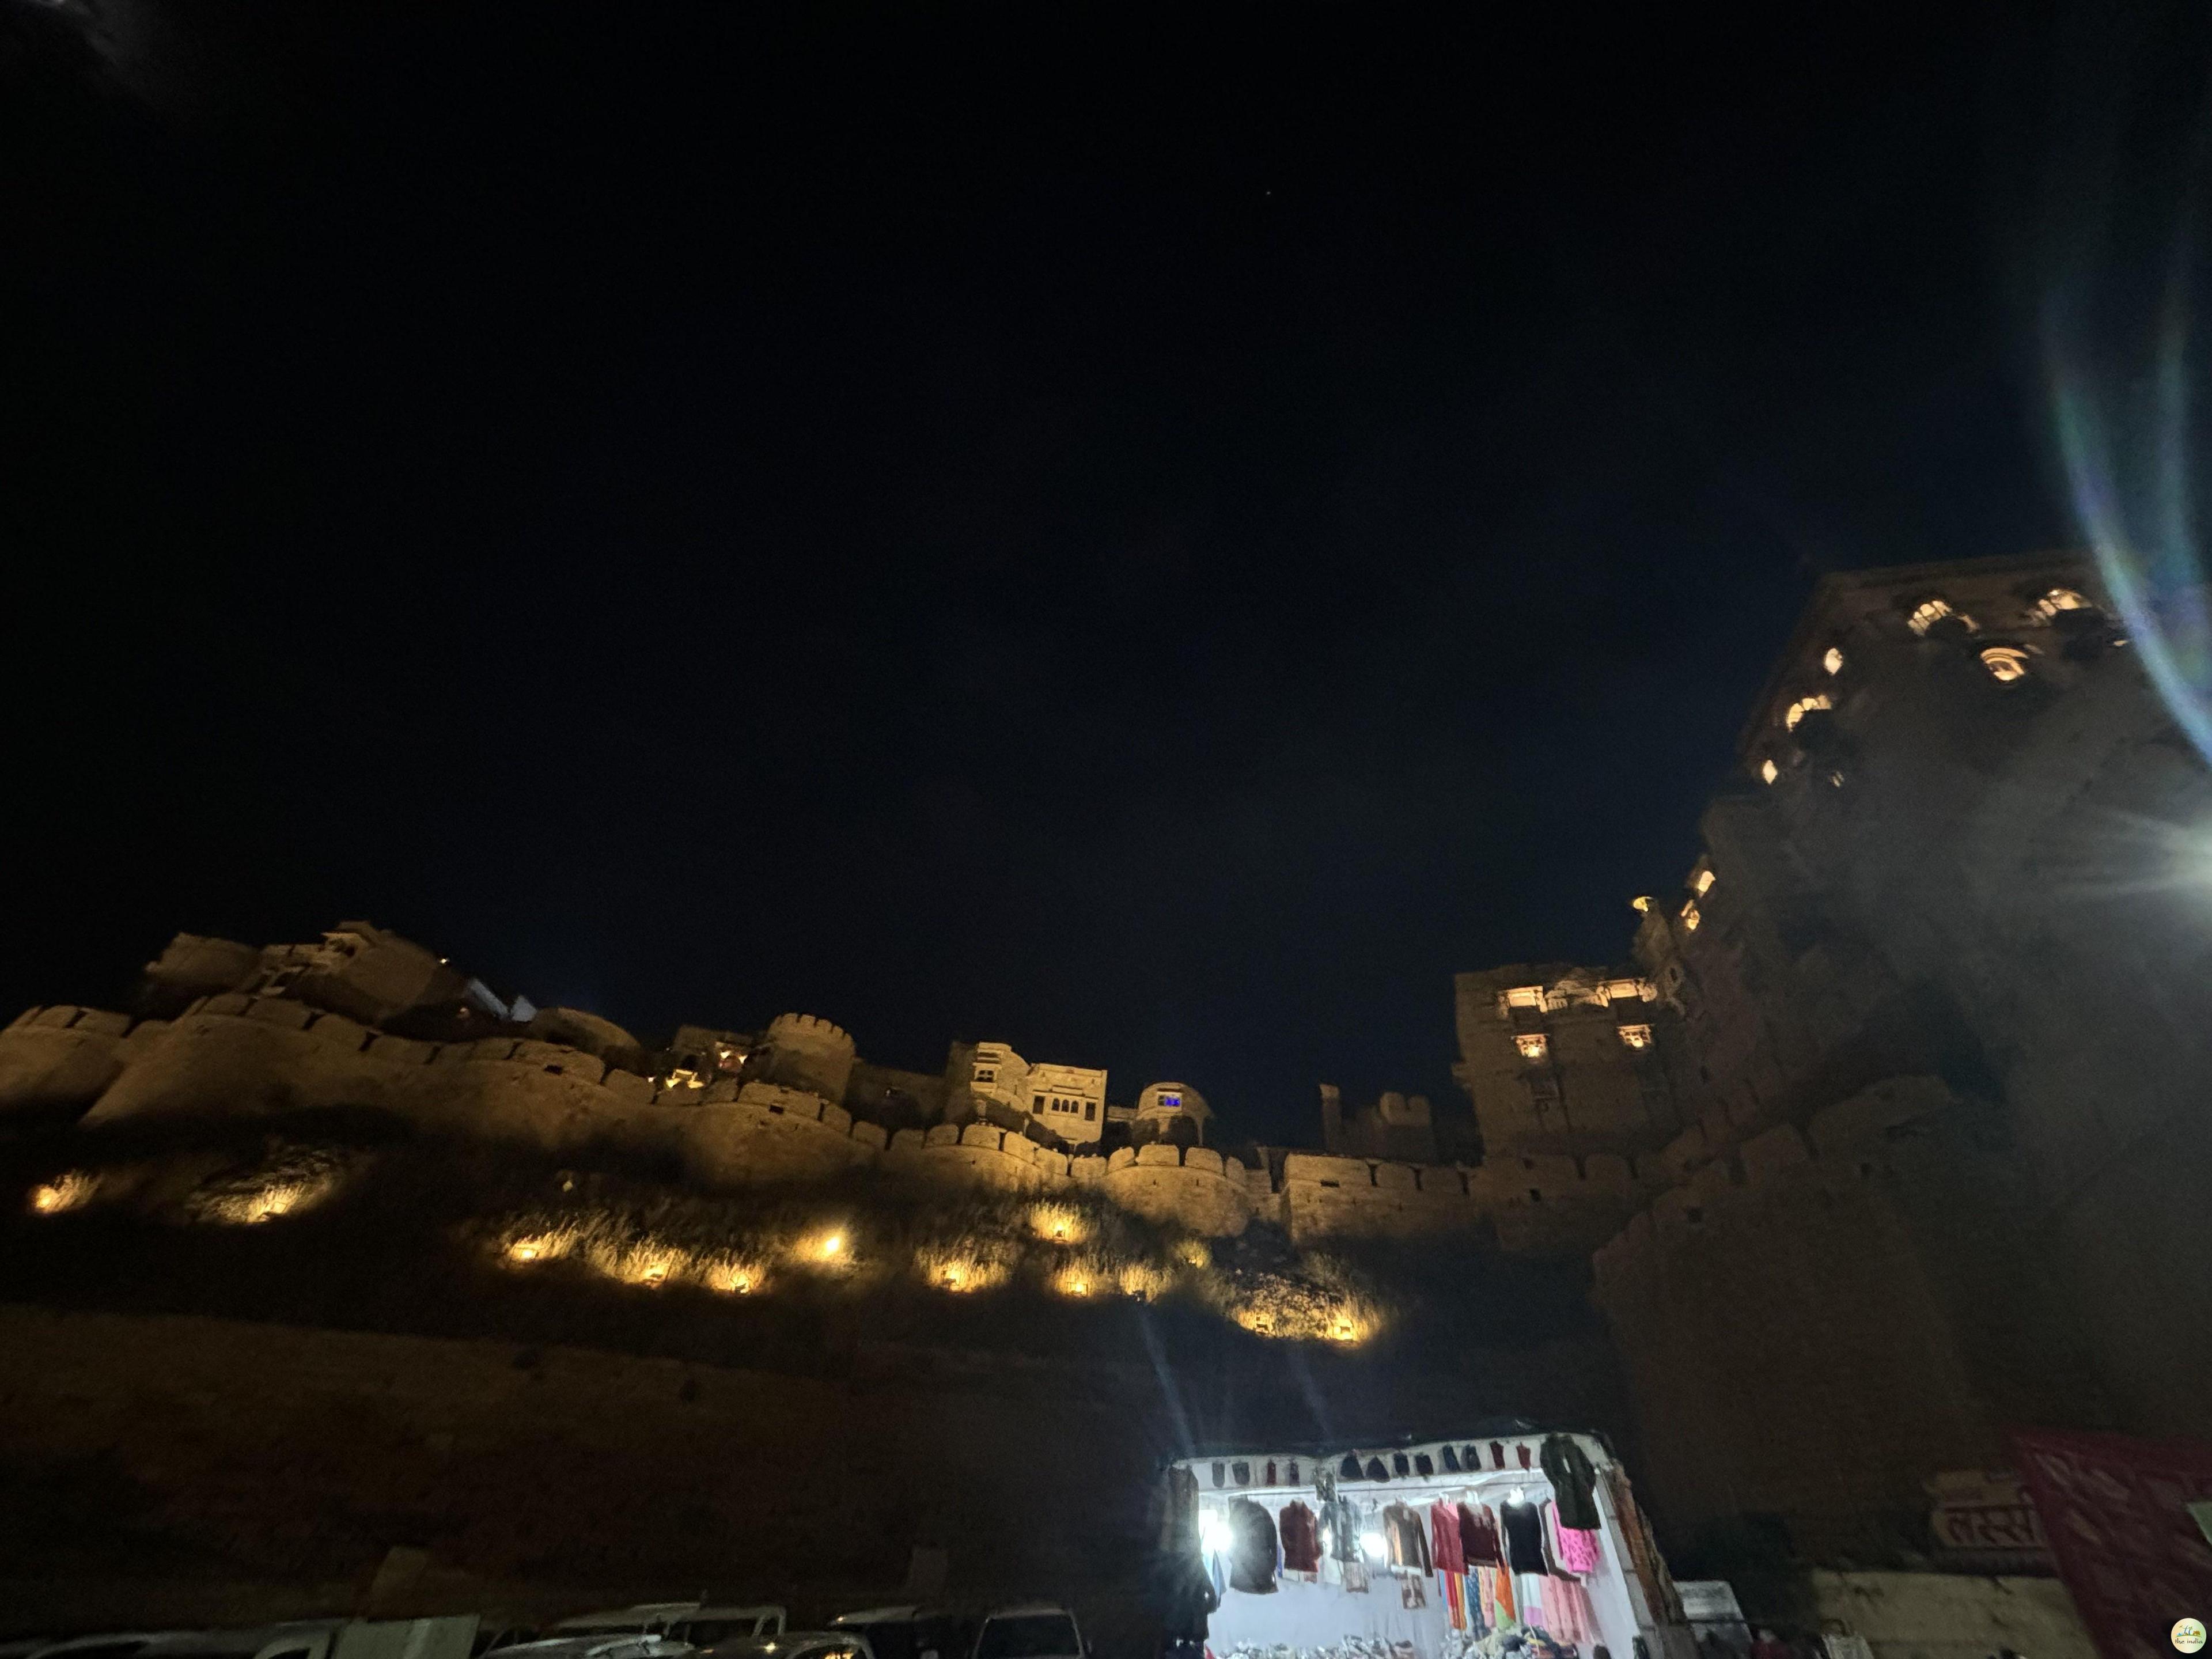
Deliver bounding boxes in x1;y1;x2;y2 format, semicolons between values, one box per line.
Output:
1158;1432;1685;1659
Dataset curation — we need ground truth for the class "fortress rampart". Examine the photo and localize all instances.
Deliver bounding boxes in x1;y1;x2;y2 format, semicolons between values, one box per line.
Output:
2;997;1654;1251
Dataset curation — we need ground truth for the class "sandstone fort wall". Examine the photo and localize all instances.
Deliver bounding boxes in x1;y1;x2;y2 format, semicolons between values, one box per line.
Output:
4;999;1662;1251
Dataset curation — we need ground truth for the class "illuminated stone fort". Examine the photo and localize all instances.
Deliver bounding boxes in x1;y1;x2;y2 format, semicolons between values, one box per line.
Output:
3;549;2209;1613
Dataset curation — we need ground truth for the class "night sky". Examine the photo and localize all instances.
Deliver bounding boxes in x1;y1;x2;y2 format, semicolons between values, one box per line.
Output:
2;3;2115;1141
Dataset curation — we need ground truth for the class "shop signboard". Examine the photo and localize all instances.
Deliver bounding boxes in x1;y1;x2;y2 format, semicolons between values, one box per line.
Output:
1925;1468;2051;1573
2010;1428;2212;1659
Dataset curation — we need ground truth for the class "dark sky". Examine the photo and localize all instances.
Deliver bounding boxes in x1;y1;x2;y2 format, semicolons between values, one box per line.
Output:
3;2;2103;1141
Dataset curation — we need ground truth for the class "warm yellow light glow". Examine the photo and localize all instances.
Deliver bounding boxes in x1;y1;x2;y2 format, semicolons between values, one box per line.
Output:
706;1257;762;1296
1908;597;1953;636
1028;1203;1088;1245
1630;893;1654;912
1118;1260;1171;1300
28;1171;96;1215
2039;587;2086;615
1823;646;1844;674
1503;985;1545;1009
821;1233;843;1257
1760;758;1779;785
1172;1237;1211;1270
202;1177;331;1225
1619;1024;1653;1050
1692;867;1715;896
1514;1033;1548;1062
1783;694;1831;730
1981;646;2031;683
1681;901;1702;932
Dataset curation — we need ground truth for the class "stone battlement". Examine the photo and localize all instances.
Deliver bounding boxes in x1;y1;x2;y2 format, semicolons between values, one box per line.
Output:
2;997;1643;1252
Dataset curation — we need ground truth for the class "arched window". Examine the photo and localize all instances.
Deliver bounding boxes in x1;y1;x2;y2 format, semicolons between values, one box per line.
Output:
1783;693;1831;730
2036;587;2088;616
1822;646;1844;674
1907;597;1953;635
1980;646;2031;683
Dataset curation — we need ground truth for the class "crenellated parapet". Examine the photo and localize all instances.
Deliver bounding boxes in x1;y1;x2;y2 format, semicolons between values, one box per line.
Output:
3;995;1643;1253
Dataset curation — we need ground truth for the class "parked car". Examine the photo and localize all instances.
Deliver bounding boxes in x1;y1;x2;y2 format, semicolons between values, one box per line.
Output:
28;1623;478;1659
663;1612;787;1649
696;1633;875;1659
551;1608;784;1646
969;1607;1085;1659
827;1608;967;1659
482;1639;690;1659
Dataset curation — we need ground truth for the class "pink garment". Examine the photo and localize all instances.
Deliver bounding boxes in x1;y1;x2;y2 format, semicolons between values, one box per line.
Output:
1546;1502;1602;1575
1545;1575;1600;1646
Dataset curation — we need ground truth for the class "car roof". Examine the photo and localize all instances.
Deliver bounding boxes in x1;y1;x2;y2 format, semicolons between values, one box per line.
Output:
828;1611;923;1626
980;1608;1073;1620
679;1611;782;1623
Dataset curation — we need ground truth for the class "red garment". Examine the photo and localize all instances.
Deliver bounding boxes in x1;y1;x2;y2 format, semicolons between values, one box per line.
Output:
1459;1501;1503;1566
1429;1500;1467;1574
1279;1500;1321;1574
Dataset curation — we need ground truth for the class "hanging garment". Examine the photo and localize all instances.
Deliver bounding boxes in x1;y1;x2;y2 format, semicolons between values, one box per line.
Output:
1516;1574;1546;1634
1429;1499;1466;1574
1365;1457;1389;1482
1604;1468;1684;1624
1264;1460;1278;1488
1393;1452;1412;1478
1324;1495;1362;1562
1442;1445;1463;1473
1499;1499;1548;1574
1546;1575;1599;1647
1287;1461;1301;1486
1546;1502;1601;1576
1341;1454;1362;1480
1490;1441;1508;1470
1517;1444;1533;1470
1279;1500;1321;1575
1343;1557;1370;1594
1415;1453;1435;1478
1227;1497;1279;1594
1459;1501;1503;1566
1399;1575;1427;1610
1382;1502;1432;1573
1541;1434;1603;1531
1442;1567;1465;1632
1489;1562;1517;1624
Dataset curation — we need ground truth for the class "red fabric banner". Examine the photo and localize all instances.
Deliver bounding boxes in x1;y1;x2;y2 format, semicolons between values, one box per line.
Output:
2011;1428;2212;1659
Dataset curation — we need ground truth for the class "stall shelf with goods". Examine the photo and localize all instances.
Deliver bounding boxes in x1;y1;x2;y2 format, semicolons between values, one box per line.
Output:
1157;1431;1691;1659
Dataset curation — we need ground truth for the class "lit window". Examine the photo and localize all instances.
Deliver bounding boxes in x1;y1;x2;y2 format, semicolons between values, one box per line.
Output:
1783;694;1831;730
1760;757;1779;785
1503;985;1546;1009
1514;1033;1549;1063
1907;597;1953;636
1692;867;1715;896
1630;894;1653;913
1981;646;2030;683
1822;646;1844;674
1680;901;1702;932
975;1068;995;1082
2037;587;2087;616
1618;1025;1653;1050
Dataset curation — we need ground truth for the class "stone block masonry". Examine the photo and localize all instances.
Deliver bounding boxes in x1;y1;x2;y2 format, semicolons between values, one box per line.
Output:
2;998;1650;1252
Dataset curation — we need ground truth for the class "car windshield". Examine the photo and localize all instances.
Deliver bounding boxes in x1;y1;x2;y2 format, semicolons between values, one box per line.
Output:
976;1618;1078;1659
